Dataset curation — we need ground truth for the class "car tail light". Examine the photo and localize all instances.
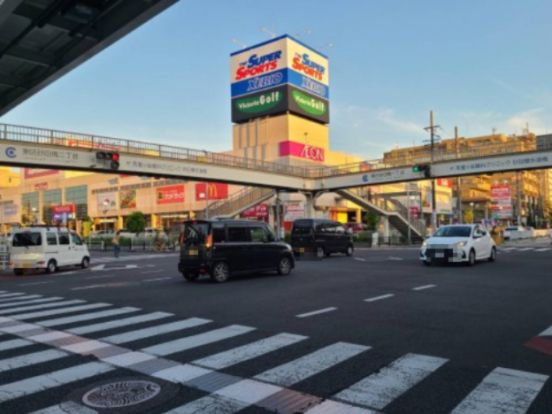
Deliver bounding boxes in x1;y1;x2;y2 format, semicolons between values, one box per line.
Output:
205;234;213;249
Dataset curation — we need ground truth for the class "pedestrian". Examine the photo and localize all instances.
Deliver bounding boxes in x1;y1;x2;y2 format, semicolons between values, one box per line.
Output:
112;231;121;258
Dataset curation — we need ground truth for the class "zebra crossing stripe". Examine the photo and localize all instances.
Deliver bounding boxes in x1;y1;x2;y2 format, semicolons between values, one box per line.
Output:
0;292;25;298
306;400;377;414
8;303;111;321
536;247;552;252
517;247;534;251
0;338;33;351
334;353;448;410
102;318;211;344
68;311;173;335
254;342;370;387
0;349;68;373
39;307;140;327
163;394;246;414
0;361;113;403
0;294;42;303
0;299;85;315
451;367;549;414
0;297;62;309
30;401;97;414
193;333;308;370
539;324;552;336
143;325;256;356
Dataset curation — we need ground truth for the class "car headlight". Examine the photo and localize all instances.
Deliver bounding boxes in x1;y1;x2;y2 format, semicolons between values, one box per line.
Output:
422;240;427;248
455;241;467;249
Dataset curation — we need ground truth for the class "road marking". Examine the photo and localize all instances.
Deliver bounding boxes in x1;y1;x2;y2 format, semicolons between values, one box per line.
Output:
85;274;118;280
364;293;395;303
215;379;283;406
388;256;404;261
102;351;156;367
451;367;549;414
71;282;136;290
69;311;173;335
143;277;173;282
0;349;68;373
8;303;111;321
0;292;25;298
296;307;337;318
39;307;140;327
17;281;53;286
163;394;246;414
0;299;84;315
536;247;552;252
0;338;33;351
102;318;211;344
0;297;62;309
501;247;516;251
0;294;42;303
0;361;113;403
143;325;256;356
539;325;552;336
517;247;534;251
90;264;105;271
334;353;448;410
354;257;367;262
412;284;437;291
306;400;376;413
255;342;370;387
145;269;164;274
29;401;97;414
194;333;308;370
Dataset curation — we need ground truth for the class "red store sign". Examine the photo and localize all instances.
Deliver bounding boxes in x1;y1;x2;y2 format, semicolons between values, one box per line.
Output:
157;185;185;205
279;141;325;162
52;204;75;214
195;183;229;201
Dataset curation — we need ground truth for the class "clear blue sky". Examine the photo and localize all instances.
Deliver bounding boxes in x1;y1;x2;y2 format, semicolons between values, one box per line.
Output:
2;0;551;159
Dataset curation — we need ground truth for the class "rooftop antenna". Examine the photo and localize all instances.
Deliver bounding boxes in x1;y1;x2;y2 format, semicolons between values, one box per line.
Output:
231;38;247;49
261;27;277;38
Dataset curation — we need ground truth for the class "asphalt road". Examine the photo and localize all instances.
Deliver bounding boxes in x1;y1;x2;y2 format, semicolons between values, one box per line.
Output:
0;242;550;413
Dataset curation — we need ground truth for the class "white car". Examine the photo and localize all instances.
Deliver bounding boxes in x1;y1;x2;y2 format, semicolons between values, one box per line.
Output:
10;227;90;275
503;226;525;240
420;224;496;266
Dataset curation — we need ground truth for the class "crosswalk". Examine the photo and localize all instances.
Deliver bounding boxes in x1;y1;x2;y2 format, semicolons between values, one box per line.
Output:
0;289;547;413
499;246;552;253
91;253;177;264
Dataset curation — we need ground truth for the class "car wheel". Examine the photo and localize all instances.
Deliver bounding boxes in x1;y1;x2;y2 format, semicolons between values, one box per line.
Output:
488;247;497;262
423;260;431;266
316;246;325;259
210;262;230;283
46;259;57;274
13;268;24;276
277;256;292;275
345;244;354;256
81;257;90;269
182;271;199;281
468;250;476;266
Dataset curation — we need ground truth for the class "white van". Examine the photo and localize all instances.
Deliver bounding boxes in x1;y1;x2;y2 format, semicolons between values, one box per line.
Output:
10;227;90;275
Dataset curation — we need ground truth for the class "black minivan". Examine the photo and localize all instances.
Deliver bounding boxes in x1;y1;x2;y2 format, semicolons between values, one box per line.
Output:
291;219;354;258
178;220;295;283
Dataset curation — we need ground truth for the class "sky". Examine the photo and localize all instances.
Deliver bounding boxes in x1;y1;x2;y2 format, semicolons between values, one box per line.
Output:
2;0;552;159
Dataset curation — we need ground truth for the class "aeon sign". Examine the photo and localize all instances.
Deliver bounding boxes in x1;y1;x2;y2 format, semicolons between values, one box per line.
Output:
279;141;325;162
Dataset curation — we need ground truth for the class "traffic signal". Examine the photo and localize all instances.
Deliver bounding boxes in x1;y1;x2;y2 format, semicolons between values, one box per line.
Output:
412;164;431;178
96;152;120;170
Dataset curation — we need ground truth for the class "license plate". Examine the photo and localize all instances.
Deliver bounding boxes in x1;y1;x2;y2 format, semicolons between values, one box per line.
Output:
22;262;34;269
435;252;445;258
299;248;305;253
187;249;198;256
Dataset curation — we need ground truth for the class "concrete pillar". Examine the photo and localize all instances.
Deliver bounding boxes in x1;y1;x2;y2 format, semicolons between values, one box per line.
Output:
355;208;362;223
304;192;315;218
382;216;390;243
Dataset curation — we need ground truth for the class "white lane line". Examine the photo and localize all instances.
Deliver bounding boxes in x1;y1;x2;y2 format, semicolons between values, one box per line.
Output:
85;274;118;280
364;294;395;303
0;292;25;298
412;284;437;291
216;379;283;406
29;401;97;414
539;324;552;336
354;257;367;262
71;282;136;290
90;264;106;271
102;318;211;344
0;349;68;373
500;247;516;251
69;311;173;335
296;307;338;318
193;333;308;370
334;353;448;410
0;297;63;309
17;281;54;286
144;269;164;274
143;325;256;356
517;247;534;252
536;247;552;252
255;342;370;387
12;303;111;321
388;256;404;261
451;367;549;414
143;277;173;282
0;299;85;315
306;400;376;414
102;351;156;367
39;307;140;327
0;361;113;403
0;294;42;303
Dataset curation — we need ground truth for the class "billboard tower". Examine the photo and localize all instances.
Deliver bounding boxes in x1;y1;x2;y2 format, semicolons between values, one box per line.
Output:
230;35;330;165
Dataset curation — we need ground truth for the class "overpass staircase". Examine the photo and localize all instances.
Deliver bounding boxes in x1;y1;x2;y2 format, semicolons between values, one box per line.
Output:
197;187;276;219
336;189;426;242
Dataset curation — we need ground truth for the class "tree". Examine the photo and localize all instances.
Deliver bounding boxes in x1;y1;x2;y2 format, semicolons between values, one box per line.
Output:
125;212;146;233
365;211;380;232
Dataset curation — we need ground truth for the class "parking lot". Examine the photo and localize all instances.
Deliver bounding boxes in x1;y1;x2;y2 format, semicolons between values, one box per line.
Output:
0;241;550;413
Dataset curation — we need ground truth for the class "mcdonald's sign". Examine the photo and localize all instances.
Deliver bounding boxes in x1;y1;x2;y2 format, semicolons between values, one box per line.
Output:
195;183;229;201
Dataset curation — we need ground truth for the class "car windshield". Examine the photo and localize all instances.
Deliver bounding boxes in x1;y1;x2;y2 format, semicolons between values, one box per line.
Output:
183;222;209;242
13;232;42;247
433;226;472;238
292;221;313;235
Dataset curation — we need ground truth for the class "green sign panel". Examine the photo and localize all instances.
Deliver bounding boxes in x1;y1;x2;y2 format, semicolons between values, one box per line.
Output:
235;90;283;114
291;89;327;116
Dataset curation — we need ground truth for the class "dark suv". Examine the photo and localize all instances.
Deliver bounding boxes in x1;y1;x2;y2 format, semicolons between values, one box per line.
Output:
291;219;354;258
178;220;295;283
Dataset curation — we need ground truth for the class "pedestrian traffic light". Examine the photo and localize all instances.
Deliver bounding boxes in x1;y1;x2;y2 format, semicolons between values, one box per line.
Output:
412;164;431;178
96;151;120;170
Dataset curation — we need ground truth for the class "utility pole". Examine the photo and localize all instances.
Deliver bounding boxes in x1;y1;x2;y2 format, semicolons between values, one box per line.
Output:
455;126;462;223
424;111;440;231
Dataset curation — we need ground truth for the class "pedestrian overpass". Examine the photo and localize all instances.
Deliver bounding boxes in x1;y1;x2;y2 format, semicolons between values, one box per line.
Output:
1;123;552;240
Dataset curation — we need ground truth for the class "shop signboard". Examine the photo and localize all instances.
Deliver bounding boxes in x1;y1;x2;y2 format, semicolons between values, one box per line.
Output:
284;203;305;221
52;204;76;222
24;168;59;179
120;190;137;209
195;183;229;201
241;203;269;220
279;141;325;162
287;85;329;123
491;184;513;218
157;185;185;205
96;192;117;211
232;86;288;123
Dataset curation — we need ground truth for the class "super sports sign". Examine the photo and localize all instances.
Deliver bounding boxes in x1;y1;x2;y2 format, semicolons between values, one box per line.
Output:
291;53;326;81
234;50;283;81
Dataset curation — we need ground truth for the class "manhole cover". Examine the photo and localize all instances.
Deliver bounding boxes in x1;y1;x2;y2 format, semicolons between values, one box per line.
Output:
82;380;161;408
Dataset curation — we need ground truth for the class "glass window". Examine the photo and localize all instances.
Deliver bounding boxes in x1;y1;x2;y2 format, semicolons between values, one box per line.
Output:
71;233;83;246
228;227;251;242
335;225;345;234
59;233;70;245
13;232;42;247
250;226;268;242
212;225;226;243
433;226;472;238
46;232;57;245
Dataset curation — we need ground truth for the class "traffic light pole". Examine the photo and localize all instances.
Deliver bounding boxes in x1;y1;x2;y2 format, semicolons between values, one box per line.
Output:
428;111;438;231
